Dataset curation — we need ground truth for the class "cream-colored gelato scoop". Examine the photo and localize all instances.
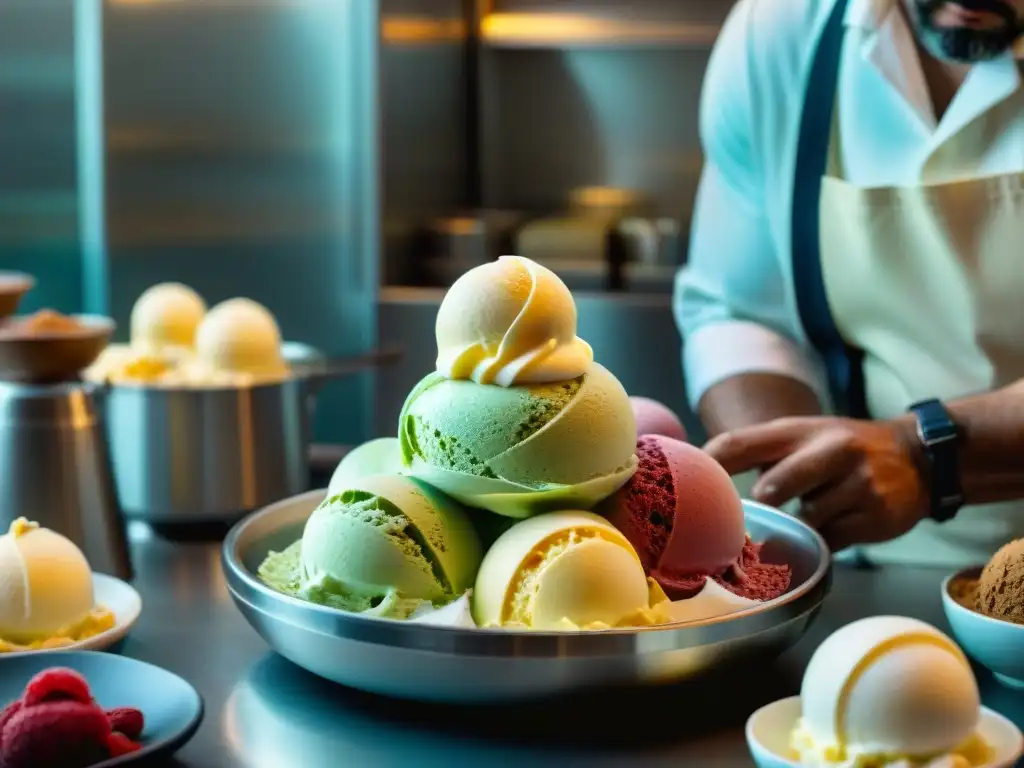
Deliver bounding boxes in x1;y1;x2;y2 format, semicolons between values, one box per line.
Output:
0;519;95;644
792;616;984;767
195;298;288;380
130;282;206;351
435;255;593;387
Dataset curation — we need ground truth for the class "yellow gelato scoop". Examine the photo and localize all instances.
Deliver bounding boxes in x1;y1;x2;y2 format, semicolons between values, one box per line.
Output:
0;518;109;646
195;297;289;381
130;282;207;351
473;510;670;630
435;255;593;387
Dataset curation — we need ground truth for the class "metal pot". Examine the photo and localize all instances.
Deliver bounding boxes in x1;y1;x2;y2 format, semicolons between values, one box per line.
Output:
101;344;397;524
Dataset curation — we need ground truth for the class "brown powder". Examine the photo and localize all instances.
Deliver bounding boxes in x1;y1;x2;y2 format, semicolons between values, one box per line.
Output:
0;310;84;338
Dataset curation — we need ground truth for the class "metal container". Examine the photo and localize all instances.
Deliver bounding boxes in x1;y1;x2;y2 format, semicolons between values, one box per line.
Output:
103;345;396;524
0;380;131;579
223;491;831;703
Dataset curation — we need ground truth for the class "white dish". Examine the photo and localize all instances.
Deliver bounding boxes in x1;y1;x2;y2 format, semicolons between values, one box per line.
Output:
942;568;1024;690
746;696;1024;768
1;573;142;658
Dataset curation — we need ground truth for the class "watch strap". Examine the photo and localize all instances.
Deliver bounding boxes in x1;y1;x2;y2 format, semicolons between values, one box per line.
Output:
908;399;964;522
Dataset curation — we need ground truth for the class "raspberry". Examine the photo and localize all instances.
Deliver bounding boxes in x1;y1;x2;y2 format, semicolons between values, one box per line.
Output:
105;732;141;758
0;702;20;749
21;669;92;707
0;700;109;768
106;707;144;740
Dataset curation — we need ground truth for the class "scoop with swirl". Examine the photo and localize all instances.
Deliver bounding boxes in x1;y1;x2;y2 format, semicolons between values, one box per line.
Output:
399;256;638;518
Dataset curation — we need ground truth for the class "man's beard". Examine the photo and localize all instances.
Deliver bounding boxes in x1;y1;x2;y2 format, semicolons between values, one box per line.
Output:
912;0;1021;62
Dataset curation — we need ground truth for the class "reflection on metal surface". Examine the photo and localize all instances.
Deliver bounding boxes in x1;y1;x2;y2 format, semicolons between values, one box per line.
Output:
382;16;468;43
481;12;720;47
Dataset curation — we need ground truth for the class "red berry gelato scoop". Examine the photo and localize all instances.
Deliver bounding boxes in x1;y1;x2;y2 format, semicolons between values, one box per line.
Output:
0;668;145;768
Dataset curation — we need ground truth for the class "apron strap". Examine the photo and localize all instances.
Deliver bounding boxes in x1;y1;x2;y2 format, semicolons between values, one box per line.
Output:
791;0;868;418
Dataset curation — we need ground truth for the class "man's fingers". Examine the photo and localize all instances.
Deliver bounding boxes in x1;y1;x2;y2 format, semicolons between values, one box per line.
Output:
751;430;861;507
818;511;880;552
799;469;867;530
704;417;821;475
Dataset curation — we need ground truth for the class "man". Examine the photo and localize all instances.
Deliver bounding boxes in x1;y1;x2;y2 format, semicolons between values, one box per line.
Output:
675;0;1024;566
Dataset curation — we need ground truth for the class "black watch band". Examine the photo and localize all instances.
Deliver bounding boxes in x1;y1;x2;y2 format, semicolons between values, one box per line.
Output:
907;399;964;522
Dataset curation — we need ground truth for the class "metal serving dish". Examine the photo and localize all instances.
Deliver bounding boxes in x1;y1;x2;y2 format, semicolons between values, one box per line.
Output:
223;490;831;703
103;344;396;524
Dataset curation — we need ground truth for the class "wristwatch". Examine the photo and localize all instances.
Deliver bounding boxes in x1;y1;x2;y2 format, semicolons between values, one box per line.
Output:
907;399;965;522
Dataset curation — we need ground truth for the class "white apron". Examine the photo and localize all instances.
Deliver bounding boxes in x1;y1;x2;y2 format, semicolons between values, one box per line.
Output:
818;120;1024;566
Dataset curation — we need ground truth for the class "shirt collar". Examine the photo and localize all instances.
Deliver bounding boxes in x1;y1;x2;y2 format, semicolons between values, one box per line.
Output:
844;0;1024;59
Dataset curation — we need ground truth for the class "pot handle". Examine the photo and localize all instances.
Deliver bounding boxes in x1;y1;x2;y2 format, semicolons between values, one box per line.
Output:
298;347;402;389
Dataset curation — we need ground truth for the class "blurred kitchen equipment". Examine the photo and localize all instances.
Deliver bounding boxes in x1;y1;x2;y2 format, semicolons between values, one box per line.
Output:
0;315;115;383
103;345;401;524
617;217;684;266
0;379;132;580
568;186;651;219
421;210;523;285
0;274;34;321
515;187;651;291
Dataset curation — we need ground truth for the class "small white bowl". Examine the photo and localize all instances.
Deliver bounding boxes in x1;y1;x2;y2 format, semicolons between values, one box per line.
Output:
1;573;142;658
943;567;1024;690
746;696;1023;768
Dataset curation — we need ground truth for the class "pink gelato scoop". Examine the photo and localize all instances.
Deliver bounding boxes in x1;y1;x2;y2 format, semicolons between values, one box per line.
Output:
629;397;687;442
600;435;791;602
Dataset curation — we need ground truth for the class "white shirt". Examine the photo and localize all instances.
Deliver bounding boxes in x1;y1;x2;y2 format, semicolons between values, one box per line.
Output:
675;0;1024;410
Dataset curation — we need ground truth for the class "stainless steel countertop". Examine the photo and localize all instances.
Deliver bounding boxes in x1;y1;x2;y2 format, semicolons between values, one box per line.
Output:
122;523;1024;768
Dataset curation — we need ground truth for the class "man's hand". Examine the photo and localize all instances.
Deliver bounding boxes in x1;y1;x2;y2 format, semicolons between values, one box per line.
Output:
703;417;930;552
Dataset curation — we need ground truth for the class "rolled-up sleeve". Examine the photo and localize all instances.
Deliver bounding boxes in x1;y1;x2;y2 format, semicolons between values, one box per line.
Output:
674;0;826;410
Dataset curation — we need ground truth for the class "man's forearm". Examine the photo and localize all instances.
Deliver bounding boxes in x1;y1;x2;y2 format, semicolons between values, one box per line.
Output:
697;373;823;438
893;380;1024;507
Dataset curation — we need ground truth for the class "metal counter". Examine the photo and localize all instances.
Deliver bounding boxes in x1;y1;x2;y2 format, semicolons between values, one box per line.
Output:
119;523;1024;767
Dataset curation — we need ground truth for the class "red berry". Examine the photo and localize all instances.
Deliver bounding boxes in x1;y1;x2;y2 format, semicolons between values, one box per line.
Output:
21;669;92;707
105;707;144;740
105;732;141;758
0;700;109;768
0;701;21;749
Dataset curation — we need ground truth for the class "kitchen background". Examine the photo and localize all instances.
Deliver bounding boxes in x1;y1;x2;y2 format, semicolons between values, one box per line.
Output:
0;0;733;448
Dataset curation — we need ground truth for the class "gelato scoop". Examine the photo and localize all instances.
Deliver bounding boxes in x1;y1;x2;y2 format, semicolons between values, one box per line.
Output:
130;282;206;351
792;616;989;767
629;397;687;442
399;362;638;517
258;475;483;619
195;297;288;382
975;538;1024;625
600;435;790;601
473;510;670;630
0;519;114;649
327;438;403;497
435;255;593;387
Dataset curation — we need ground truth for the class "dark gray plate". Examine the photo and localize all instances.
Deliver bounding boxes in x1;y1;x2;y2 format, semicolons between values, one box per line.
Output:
0;651;203;766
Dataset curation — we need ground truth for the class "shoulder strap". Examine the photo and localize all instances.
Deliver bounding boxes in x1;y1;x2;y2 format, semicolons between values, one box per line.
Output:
791;0;867;417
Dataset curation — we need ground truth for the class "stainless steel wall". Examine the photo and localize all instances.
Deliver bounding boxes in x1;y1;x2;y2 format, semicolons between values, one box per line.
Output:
0;0;82;312
478;0;735;221
0;0;471;445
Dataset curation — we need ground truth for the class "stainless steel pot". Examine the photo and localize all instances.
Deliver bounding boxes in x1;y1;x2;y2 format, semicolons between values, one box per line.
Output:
102;344;397;524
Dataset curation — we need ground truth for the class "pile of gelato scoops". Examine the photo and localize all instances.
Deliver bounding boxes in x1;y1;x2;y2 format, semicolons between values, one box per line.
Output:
952;537;1024;626
85;283;290;387
0;519;114;653
1;667;145;767
259;256;792;631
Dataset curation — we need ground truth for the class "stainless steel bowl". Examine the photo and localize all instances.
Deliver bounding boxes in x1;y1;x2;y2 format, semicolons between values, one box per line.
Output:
103;344;396;524
222;491;831;703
